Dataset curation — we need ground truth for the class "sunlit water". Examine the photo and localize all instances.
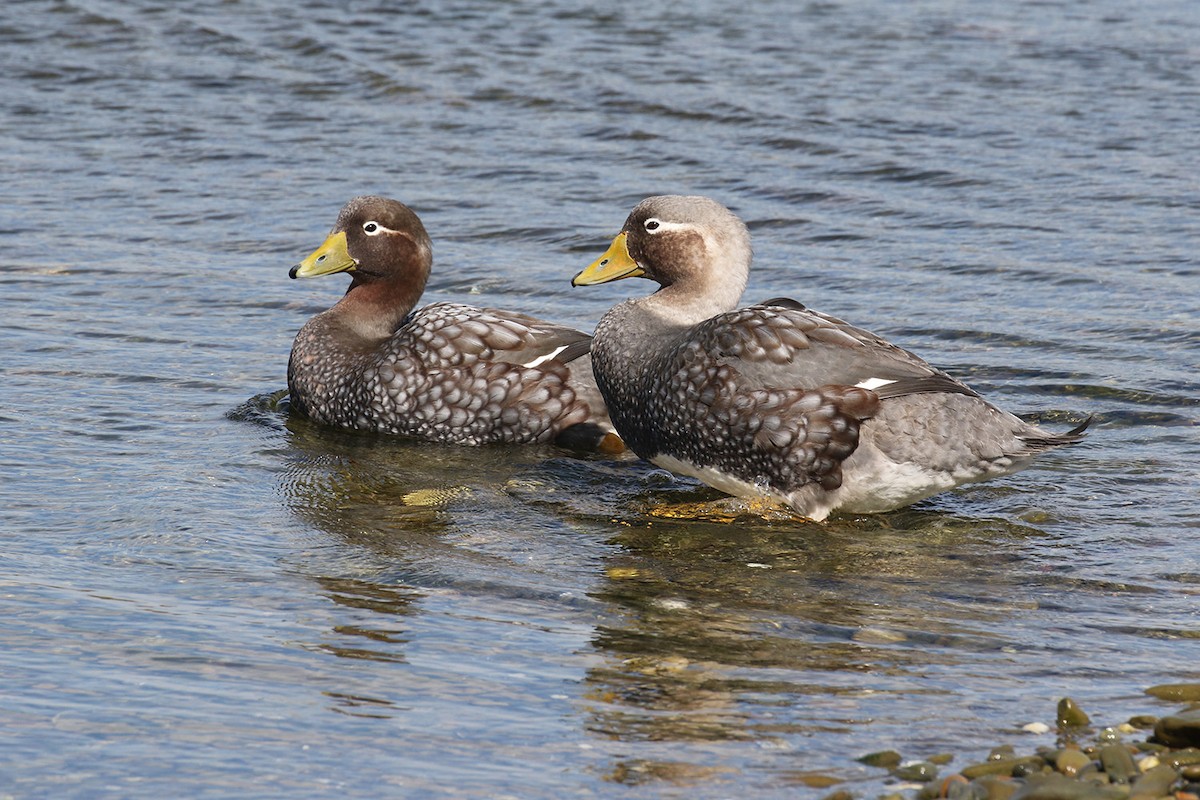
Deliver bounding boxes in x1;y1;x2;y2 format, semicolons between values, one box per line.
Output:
2;0;1198;797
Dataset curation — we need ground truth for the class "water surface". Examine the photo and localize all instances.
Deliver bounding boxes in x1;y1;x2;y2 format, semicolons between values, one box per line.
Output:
2;1;1198;797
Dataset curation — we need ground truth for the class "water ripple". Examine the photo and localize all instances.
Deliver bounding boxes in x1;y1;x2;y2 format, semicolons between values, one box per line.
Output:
2;0;1198;797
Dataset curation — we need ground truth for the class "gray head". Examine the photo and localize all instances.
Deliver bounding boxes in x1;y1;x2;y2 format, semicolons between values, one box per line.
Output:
623;196;751;288
573;195;752;315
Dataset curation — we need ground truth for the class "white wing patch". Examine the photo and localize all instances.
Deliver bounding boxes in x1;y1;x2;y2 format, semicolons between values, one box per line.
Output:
855;377;897;391
522;344;570;368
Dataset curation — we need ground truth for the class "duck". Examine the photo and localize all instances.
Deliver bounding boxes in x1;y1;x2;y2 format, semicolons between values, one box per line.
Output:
572;195;1088;520
288;195;619;450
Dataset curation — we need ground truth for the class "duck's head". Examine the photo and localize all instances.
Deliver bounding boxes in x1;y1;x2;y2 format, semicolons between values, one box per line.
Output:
572;196;751;310
290;196;434;292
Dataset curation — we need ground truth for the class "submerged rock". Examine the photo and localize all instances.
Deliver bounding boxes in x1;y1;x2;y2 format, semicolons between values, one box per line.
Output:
893;761;938;782
859;750;903;770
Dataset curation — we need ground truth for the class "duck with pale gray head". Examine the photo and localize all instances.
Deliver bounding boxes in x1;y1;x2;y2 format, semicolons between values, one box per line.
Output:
573;195;1088;520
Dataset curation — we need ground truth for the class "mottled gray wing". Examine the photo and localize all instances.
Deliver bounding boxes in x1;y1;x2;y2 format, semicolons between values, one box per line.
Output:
638;301;975;492
399;302;591;368
475;306;593;368
360;302;596;444
699;299;978;400
459;307;613;445
652;334;880;493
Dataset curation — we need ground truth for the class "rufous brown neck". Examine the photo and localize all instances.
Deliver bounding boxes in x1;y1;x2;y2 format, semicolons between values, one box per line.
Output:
328;269;429;343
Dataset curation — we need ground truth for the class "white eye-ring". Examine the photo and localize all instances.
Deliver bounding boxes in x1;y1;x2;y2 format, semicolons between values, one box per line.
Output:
644;218;661;232
363;221;381;235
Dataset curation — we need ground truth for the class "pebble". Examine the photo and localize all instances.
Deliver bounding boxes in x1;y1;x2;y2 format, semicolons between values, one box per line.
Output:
961;757;1044;780
1144;683;1200;703
860;694;1200;800
1056;698;1091;729
1167;748;1200;767
1154;709;1200;748
1129;763;1179;799
1053;747;1092;777
1097;743;1137;783
955;775;1019;800
936;774;969;797
1008;773;1124;799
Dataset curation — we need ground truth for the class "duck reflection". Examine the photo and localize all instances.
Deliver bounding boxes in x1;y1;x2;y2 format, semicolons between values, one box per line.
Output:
312;576;419;664
315;575;421;719
231;387;628;654
576;507;1048;785
235;389;631;720
232;389;1054;786
273;389;631;557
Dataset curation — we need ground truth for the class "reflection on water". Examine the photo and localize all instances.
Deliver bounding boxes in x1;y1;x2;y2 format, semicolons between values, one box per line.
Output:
5;0;1198;795
315;576;418;666
231;391;1178;793
581;514;1038;754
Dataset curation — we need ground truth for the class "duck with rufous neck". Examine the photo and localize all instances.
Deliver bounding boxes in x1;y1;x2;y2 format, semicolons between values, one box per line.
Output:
288;195;619;451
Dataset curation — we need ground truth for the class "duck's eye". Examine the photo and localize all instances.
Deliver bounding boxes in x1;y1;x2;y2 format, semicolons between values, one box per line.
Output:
363;221;381;235
644;219;661;232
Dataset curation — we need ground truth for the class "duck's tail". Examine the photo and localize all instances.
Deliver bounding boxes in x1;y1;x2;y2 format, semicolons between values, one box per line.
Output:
1019;415;1093;452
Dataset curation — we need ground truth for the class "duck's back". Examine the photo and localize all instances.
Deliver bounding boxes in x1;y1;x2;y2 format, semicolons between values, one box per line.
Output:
590;299;1083;516
591;301;885;492
289;302;605;445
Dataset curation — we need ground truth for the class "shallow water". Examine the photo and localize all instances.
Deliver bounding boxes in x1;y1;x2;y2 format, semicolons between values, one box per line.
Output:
2;0;1198;797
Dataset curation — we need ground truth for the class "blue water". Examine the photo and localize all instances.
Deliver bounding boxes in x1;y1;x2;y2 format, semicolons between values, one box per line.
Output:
2;1;1198;797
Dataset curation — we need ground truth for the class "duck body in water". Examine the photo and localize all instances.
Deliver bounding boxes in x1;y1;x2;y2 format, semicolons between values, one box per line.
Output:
573;195;1087;520
289;196;616;450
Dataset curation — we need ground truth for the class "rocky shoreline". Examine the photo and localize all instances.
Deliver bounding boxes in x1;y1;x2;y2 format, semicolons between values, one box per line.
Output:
829;684;1200;800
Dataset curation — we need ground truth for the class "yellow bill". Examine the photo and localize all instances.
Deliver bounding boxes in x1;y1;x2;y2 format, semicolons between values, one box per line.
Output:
289;231;356;279
572;232;645;286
